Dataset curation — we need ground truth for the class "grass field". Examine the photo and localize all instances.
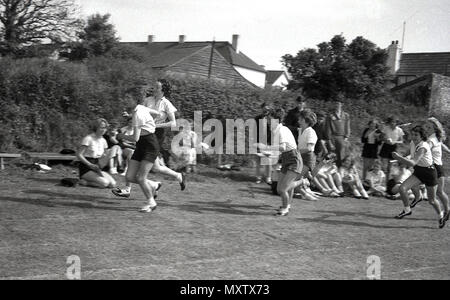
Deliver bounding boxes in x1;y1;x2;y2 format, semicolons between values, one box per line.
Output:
0;164;449;280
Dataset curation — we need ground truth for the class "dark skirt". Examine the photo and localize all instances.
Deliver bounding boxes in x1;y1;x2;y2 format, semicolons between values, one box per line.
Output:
131;133;160;163
362;143;379;159
280;149;303;175
413;165;438;187
379;144;397;159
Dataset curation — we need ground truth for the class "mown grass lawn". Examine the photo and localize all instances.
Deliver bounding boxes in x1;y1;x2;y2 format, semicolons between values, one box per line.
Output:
0;164;449;280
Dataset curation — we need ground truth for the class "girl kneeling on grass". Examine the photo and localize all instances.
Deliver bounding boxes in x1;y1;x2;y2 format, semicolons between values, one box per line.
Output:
76;118;117;188
339;156;369;199
392;125;446;228
256;108;302;216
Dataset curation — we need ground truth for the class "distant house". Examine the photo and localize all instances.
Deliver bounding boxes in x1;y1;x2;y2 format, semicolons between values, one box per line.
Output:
265;70;289;89
386;41;450;86
386;41;450;120
122;34;266;88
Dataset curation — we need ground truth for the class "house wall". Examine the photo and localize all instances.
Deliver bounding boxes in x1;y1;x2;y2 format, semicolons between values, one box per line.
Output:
167;46;251;85
272;75;288;89
233;66;266;88
429;73;450;120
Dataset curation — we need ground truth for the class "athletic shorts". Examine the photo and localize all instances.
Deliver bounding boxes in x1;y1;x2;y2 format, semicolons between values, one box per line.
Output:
131;133;160;163
434;164;445;178
413;165;438;187
280;149;303;175
78;157;99;178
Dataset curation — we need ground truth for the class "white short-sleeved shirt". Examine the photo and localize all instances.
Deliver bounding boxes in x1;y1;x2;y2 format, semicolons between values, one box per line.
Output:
410;140;433;167
133;104;156;133
147;96;177;124
428;134;442;165
383;126;404;142
298;127;318;151
81;133;108;158
274;124;297;151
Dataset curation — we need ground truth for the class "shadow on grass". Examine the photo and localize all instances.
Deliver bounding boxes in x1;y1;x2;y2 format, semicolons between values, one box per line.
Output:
196;170;255;183
0;189;136;211
295;216;434;230
312;209;435;222
163;200;275;216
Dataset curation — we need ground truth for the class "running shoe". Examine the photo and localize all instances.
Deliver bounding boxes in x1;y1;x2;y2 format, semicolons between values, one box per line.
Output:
112;187;130;198
445;211;450;222
395;210;412;219
275;208;289;216
140;204;157;213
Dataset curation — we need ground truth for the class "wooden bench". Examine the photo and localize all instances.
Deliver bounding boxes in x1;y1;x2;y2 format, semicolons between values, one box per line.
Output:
0;153;22;170
26;152;77;164
1;152;77;170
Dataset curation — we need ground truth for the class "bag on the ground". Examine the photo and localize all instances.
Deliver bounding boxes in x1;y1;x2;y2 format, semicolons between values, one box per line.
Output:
60;178;79;187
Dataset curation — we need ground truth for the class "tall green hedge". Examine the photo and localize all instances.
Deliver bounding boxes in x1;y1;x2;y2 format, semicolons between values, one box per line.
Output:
0;57;429;165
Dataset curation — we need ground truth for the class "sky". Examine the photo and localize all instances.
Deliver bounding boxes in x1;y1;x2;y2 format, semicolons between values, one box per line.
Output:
76;0;450;70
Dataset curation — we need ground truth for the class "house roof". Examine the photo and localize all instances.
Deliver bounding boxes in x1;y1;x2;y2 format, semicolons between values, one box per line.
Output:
122;41;266;72
397;52;450;77
265;70;286;85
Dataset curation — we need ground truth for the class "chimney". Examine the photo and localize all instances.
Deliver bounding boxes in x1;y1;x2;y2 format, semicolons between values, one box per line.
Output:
179;35;186;43
232;34;239;53
147;35;154;44
386;40;401;75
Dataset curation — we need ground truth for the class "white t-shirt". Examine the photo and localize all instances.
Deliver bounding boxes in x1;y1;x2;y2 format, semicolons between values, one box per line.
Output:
133;104;156;133
383;126;404;143
428;134;442;165
274;124;297;151
410;140;433;167
298;127;318;151
147;96;177;124
81;133;108;158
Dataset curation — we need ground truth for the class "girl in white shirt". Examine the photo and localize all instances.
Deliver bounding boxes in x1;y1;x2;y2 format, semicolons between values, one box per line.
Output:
113;87;163;213
257;108;301;216
293;109;320;201
425;118;450;224
76;118;117;188
392;125;445;228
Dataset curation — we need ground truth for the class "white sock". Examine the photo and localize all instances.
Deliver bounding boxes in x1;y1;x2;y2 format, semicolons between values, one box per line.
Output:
177;173;183;182
404;206;411;213
124;186;131;193
149;198;157;207
440;211;444;218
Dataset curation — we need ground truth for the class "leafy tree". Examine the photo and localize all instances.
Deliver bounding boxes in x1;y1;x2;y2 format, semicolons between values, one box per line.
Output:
282;35;389;101
0;0;82;56
63;13;119;60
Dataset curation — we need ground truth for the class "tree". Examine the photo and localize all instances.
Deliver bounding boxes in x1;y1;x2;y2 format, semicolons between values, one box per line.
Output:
63;13;119;60
0;0;82;56
282;35;389;101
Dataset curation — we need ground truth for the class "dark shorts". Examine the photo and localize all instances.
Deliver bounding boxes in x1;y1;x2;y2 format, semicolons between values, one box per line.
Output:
280;149;303;175
362;143;379;159
131;133;160;163
301;151;316;175
435;164;445;178
379;144;397;159
413;165;438;187
78;157;99;179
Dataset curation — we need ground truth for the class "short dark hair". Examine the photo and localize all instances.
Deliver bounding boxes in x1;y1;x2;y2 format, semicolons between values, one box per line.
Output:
299;109;317;127
271;108;286;122
411;125;428;141
295;95;305;103
90;118;109;132
158;78;172;98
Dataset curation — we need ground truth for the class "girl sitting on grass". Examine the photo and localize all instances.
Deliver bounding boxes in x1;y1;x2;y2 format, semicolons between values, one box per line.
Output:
364;160;386;197
339;155;369;199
